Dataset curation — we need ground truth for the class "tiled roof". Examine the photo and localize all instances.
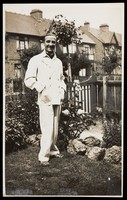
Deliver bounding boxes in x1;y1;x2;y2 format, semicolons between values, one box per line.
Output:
89;28;113;43
115;33;122;46
80;25;122;45
5;11;52;37
81;33;95;44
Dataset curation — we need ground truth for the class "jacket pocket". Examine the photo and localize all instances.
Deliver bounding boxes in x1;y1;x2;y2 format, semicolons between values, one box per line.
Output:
40;87;52;103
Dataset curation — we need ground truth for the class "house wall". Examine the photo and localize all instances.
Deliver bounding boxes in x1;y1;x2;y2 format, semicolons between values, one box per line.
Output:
5;33;41;95
5;34;20;80
84;32;105;74
28;37;41;49
86;32;104;62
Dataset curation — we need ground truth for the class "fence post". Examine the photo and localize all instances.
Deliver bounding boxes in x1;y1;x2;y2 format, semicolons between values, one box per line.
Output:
103;75;107;119
91;83;97;112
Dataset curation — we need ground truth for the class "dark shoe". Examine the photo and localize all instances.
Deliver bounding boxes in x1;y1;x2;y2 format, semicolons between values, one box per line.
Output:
51;154;64;158
40;161;50;166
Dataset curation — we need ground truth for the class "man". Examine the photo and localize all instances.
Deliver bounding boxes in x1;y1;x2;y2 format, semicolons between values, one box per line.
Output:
24;32;66;166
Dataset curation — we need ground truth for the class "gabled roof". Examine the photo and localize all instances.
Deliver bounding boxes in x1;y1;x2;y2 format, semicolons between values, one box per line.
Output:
80;25;122;46
5;11;52;37
89;28;113;44
115;33;122;46
81;33;95;44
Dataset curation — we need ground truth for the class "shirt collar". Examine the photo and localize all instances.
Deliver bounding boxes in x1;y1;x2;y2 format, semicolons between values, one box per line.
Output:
41;50;57;59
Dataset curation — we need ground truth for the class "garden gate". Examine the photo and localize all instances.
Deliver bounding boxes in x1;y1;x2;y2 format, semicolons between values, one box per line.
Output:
66;76;97;113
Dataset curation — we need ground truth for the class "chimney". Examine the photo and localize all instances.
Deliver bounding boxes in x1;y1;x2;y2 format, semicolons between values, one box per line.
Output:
99;24;109;32
84;21;90;32
30;9;43;21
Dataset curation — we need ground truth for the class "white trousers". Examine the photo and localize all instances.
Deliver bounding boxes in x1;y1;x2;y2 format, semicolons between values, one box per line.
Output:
38;103;61;162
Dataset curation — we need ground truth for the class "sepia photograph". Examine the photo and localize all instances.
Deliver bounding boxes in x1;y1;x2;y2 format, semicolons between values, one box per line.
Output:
3;3;124;197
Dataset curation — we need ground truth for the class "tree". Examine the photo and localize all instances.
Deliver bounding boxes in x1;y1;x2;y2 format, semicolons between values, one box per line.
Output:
102;46;121;75
71;53;92;77
101;46;122;118
20;44;42;71
20;44;42;95
48;14;82;81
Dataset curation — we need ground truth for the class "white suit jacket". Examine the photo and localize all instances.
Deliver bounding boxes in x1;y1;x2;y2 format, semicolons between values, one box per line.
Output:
24;50;66;105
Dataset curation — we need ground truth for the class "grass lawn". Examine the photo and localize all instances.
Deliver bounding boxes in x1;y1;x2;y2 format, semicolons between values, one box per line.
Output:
4;144;122;197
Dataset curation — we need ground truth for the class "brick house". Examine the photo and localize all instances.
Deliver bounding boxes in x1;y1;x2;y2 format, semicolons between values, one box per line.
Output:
5;9;96;96
76;33;96;77
5;9;52;96
80;22;122;75
79;22;122;112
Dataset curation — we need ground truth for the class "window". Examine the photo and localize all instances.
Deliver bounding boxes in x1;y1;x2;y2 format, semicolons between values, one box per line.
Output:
79;68;86;76
13;64;22;93
82;44;90;54
63;43;76;54
14;64;21;79
13;79;22;93
63;46;67;54
16;36;28;51
89;54;94;60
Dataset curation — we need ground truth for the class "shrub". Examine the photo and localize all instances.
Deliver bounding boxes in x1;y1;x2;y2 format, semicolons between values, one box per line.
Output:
102;119;121;148
58;100;96;151
71;53;92;76
5;93;40;136
20;44;42;71
5;93;41;153
5;118;29;154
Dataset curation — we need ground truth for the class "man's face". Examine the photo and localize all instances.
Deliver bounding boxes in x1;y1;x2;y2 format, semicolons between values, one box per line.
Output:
44;35;56;54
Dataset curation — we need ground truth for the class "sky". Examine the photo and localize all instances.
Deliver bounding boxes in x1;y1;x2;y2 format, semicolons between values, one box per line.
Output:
3;3;124;34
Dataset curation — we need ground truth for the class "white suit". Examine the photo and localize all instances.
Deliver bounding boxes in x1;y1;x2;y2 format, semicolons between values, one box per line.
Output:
24;50;66;162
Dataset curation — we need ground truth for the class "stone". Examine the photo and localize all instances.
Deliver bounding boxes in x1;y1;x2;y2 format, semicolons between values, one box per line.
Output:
104;145;121;164
86;146;105;161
